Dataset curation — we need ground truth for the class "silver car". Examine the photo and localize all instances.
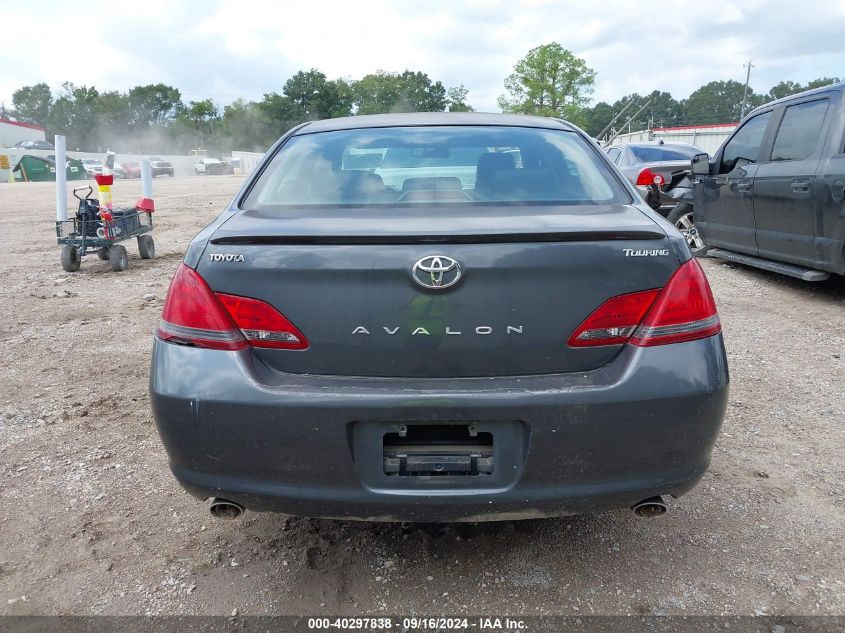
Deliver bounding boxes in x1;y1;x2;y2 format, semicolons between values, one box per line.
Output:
606;142;702;230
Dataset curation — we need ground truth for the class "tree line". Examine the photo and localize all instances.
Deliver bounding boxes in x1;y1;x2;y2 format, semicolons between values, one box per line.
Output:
1;70;471;154
2;43;840;154
496;44;840;139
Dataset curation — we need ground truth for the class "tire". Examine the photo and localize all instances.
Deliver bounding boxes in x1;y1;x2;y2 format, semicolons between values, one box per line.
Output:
137;235;155;259
60;245;81;272
667;202;708;256
96;247;109;261
109;244;129;272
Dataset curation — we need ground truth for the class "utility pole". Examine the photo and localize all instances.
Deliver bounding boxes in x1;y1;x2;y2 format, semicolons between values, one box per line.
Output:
604;99;652;146
740;59;754;119
596;98;638;142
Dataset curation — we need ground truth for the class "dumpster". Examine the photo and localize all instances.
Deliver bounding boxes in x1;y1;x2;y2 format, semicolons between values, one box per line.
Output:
13;155;56;182
65;157;87;181
47;155;87;181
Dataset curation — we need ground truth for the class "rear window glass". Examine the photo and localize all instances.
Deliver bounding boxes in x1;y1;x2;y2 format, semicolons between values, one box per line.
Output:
629;146;697;162
242;126;630;211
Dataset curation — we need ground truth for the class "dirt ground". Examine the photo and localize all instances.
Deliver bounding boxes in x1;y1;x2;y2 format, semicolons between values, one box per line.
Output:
0;176;843;618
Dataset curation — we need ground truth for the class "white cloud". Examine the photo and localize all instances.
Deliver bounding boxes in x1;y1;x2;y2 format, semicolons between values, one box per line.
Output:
2;0;844;112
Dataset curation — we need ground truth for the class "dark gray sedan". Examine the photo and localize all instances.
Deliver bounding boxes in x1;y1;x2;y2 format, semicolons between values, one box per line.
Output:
150;113;728;522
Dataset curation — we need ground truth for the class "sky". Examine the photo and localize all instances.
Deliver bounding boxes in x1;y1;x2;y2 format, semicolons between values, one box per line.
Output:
3;0;845;113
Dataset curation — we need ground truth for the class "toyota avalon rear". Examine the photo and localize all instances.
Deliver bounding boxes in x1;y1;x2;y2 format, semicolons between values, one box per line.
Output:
150;113;728;522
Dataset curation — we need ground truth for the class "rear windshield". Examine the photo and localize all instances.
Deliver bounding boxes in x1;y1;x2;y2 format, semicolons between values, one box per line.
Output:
629;146;698;162
242;126;630;211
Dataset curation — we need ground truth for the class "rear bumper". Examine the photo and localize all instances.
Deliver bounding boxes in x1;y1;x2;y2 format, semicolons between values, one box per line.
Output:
150;336;729;521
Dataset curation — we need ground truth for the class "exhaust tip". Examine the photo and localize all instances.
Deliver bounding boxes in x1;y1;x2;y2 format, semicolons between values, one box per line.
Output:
632;496;667;518
209;498;245;519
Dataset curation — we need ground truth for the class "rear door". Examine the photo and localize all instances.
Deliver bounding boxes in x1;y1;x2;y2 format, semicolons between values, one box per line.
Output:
696;110;774;255
753;96;833;266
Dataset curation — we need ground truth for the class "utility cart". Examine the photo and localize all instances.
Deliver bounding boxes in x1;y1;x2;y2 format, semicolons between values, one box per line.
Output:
56;185;155;272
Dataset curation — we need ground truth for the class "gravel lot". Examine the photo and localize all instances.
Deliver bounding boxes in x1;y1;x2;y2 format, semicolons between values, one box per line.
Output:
1;176;843;617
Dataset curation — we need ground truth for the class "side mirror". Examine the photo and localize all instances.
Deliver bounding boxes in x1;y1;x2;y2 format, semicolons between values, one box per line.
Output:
691;153;710;176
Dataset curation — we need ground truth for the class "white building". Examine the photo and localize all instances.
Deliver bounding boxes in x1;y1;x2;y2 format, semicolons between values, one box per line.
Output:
609;123;737;155
0;117;46;148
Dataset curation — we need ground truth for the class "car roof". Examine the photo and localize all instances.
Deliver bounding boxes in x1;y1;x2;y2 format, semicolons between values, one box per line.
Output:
747;81;845;117
623;142;702;150
293;112;576;135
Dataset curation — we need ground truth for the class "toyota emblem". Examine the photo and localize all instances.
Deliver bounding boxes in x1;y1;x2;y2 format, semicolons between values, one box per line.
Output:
412;255;462;290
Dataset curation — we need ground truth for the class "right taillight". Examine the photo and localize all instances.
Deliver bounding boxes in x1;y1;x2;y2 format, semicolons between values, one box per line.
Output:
568;258;720;348
635;168;664;187
630;258;720;346
157;264;309;351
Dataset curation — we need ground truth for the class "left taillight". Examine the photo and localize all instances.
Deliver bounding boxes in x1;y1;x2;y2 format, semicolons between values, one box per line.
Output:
158;264;247;350
568;289;660;347
158;264;309;351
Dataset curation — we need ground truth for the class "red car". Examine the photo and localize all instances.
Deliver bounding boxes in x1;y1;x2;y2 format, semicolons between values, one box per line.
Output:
121;162;142;179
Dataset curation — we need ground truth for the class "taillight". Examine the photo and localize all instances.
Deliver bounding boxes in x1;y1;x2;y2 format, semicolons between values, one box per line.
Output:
630;258;720;346
568;289;660;347
158;264;247;350
635;168;664;187
157;264;308;351
568;259;720;348
216;293;308;349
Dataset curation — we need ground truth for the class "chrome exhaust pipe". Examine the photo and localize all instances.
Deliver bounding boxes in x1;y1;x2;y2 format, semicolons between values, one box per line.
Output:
632;496;667;518
209;498;245;519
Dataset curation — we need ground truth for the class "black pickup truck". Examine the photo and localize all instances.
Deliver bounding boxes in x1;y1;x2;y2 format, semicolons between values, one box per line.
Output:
692;82;845;280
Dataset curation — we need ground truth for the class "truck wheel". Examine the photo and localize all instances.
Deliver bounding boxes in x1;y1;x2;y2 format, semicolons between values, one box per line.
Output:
96;247;109;260
109;244;129;272
137;235;155;259
60;245;81;272
667;203;707;256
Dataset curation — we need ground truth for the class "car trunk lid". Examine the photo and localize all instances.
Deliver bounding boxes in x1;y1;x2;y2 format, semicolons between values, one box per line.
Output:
198;205;679;377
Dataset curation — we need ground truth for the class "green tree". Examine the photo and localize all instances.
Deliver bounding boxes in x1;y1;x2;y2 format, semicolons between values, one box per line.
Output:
95;91;130;128
47;83;101;149
258;91;305;131
283;69;354;119
767;80;804;101
11;83;53;126
497;43;595;119
642;90;683;129
220;99;277;151
583;101;615;137
805;76;841;90
175;99;220;149
127;83;182;127
353;70;448;114
446;85;473;112
681;80;753;125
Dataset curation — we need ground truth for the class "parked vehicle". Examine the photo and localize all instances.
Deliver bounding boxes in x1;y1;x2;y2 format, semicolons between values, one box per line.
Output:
151;113;728;522
147;157;174;177
81;158;104;177
121;162;142;179
660;170;700;252
13;139;54;150
195;157;234;175
605;142;705;220
693;82;845;280
112;162;128;179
